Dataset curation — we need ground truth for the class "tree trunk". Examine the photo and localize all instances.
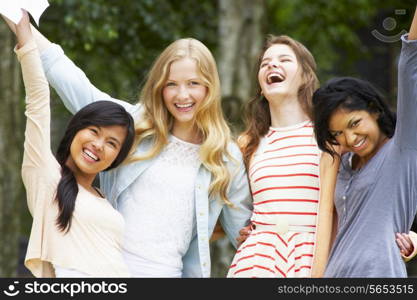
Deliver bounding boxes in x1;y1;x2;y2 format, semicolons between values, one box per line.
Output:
218;0;265;129
0;22;25;277
211;0;265;277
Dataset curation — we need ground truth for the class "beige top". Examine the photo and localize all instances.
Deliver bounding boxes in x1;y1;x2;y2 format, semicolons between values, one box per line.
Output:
17;40;130;277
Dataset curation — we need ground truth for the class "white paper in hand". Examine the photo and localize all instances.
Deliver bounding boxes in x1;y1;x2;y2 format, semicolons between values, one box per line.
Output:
0;0;49;26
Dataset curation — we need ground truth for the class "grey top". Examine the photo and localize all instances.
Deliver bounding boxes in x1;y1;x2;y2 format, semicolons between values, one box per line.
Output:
324;35;417;277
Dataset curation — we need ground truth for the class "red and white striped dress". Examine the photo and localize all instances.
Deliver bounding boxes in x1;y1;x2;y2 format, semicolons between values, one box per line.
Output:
228;120;320;278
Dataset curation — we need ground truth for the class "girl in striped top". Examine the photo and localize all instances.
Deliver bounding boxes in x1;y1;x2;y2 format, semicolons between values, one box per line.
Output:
227;35;323;278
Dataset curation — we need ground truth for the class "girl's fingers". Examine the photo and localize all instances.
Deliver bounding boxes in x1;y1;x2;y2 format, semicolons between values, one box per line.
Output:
396;236;411;256
239;225;251;236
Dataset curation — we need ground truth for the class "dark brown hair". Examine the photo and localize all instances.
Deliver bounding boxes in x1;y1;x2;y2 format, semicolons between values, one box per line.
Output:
240;35;319;168
56;101;135;233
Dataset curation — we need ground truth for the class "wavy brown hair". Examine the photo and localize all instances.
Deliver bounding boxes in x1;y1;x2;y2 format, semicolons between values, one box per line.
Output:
240;35;319;168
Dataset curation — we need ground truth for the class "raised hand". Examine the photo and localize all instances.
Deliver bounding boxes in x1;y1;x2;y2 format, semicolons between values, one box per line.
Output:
409;6;417;40
15;10;32;48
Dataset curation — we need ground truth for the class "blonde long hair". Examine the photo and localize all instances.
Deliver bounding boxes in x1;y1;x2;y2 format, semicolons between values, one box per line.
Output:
240;35;319;167
128;38;234;205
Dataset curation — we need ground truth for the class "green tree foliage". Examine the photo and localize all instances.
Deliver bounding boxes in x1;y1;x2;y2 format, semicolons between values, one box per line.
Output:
42;0;416;101
0;25;25;277
44;0;218;101
267;0;415;80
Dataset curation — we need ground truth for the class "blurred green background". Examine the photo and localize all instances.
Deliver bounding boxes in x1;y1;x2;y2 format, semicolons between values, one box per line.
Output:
0;0;416;277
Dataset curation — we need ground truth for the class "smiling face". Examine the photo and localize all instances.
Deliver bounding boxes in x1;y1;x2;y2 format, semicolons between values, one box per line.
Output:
67;125;127;178
328;108;387;164
162;57;208;133
258;44;303;101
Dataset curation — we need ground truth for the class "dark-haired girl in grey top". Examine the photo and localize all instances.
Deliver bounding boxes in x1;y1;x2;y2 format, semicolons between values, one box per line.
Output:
312;8;417;277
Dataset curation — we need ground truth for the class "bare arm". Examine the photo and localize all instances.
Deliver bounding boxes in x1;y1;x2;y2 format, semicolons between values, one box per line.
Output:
409;6;417;40
311;152;339;277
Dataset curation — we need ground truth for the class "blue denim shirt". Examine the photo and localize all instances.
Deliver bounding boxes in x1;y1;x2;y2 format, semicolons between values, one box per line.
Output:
40;44;253;277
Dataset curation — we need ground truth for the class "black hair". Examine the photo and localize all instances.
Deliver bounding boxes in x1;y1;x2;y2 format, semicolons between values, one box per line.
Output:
55;101;135;233
312;77;396;156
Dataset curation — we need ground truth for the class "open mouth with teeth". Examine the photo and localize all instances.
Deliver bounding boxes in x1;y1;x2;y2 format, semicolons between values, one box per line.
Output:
351;137;367;151
83;148;99;162
267;73;285;84
175;103;195;111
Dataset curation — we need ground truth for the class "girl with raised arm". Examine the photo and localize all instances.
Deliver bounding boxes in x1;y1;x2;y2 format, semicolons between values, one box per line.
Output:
312;7;417;277
8;11;135;277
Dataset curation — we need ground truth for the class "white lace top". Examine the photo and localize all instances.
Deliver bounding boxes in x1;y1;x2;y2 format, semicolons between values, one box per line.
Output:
119;135;201;277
